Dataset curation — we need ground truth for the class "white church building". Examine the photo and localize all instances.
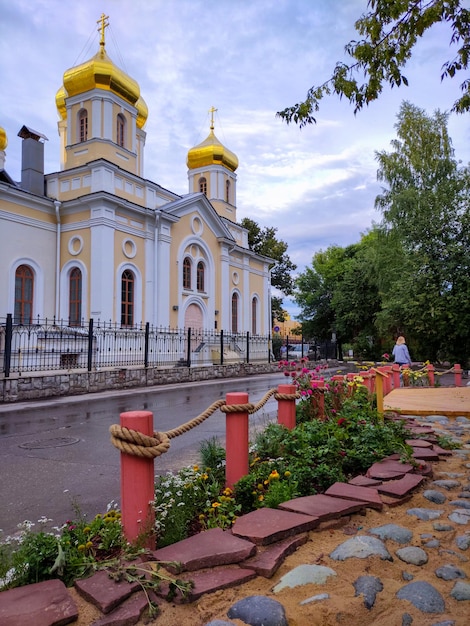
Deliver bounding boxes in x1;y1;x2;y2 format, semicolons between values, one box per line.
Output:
0;16;273;362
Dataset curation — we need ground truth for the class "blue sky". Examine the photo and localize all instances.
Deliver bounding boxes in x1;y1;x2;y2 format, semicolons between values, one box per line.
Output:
1;0;469;317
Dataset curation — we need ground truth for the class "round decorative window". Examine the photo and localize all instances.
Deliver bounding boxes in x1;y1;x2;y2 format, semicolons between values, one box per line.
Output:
232;271;239;285
68;235;83;256
122;238;136;259
191;216;203;236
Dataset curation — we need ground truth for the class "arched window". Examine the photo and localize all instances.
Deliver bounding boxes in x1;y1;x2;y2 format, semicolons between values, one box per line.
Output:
199;177;207;195
197;261;205;292
231;292;239;333
225;179;230;203
251;297;258;335
121;269;134;327
183;257;192;290
69;268;82;326
78;109;88;143
14;265;34;324
117;114;125;148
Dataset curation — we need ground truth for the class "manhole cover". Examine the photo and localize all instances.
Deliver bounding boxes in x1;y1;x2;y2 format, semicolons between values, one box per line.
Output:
19;436;81;449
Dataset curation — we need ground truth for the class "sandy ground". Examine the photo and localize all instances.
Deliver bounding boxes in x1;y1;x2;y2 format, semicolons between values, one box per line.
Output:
69;429;470;626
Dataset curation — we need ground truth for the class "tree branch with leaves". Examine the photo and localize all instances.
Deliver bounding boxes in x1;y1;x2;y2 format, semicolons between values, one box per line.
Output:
277;0;470;127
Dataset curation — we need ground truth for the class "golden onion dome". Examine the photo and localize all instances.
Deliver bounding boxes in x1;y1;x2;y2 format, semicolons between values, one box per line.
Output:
187;124;238;172
55;23;148;128
0;125;7;151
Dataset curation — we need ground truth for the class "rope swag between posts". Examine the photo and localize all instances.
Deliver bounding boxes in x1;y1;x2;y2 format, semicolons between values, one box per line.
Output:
109;388;300;459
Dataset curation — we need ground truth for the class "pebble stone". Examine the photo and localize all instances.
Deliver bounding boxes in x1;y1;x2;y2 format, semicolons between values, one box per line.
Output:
435;564;467;581
396;581;446;613
433;523;454;531
455;535;470;550
272;564;337;592
431;621;456;626
299;593;329;605
450;581;470;601
448;509;470;525
329;536;392;561
353;575;383;609
406;508;444;521
368;524;412;544
402;614;413;626
424;490;447;504
449;499;470;509
227;596;288;626
396;547;428;566
432;480;461;490
205;622;236;626
424;539;441;548
402;572;414;581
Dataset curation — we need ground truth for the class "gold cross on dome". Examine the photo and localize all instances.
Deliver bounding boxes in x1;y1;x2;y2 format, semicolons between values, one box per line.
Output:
209;106;218;131
97;13;110;48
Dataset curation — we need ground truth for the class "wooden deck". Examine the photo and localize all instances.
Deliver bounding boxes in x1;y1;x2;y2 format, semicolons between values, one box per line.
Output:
384;386;470;417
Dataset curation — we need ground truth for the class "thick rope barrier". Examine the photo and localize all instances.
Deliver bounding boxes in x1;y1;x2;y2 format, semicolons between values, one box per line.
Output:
110;388;297;458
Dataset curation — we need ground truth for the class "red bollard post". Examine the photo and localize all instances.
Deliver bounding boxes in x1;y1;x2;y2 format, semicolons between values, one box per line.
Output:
454;364;462;387
277;384;297;429
426;363;435;387
120;411;155;548
392;365;401;389
225;392;249;489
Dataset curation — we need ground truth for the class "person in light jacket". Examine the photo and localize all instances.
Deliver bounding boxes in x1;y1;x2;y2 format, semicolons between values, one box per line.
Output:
392;336;412;366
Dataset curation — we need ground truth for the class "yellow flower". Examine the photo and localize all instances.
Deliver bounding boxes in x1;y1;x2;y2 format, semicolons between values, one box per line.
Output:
85;541;93;549
269;470;280;481
284;471;291;478
257;483;264;491
83;526;91;534
78;544;86;552
202;473;209;480
223;487;233;496
193;465;199;472
198;514;205;520
212;502;221;508
258;495;264;501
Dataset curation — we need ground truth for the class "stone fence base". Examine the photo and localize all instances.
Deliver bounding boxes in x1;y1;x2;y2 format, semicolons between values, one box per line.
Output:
0;362;281;404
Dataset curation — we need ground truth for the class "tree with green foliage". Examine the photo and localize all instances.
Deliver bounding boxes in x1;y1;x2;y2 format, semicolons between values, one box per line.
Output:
240;217;296;322
374;101;470;365
278;0;470;126
294;102;470;365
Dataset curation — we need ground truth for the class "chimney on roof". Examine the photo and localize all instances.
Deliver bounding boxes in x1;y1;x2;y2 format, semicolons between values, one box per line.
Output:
18;126;48;195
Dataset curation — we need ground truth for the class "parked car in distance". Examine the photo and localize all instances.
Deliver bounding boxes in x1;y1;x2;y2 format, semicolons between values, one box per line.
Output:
286;344;310;359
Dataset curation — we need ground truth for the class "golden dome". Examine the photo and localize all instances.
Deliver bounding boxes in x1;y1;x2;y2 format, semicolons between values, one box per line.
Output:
187;123;238;172
55;24;148;129
0;125;7;151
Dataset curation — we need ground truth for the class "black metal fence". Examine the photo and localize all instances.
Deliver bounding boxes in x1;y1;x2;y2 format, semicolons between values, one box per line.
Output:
0;314;273;377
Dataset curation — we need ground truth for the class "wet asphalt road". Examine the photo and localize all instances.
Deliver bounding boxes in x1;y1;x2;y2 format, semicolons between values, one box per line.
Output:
0;373;285;537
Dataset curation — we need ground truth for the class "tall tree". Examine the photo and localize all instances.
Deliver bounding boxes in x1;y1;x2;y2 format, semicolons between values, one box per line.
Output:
375;101;470;364
240;217;297;322
278;0;470;126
